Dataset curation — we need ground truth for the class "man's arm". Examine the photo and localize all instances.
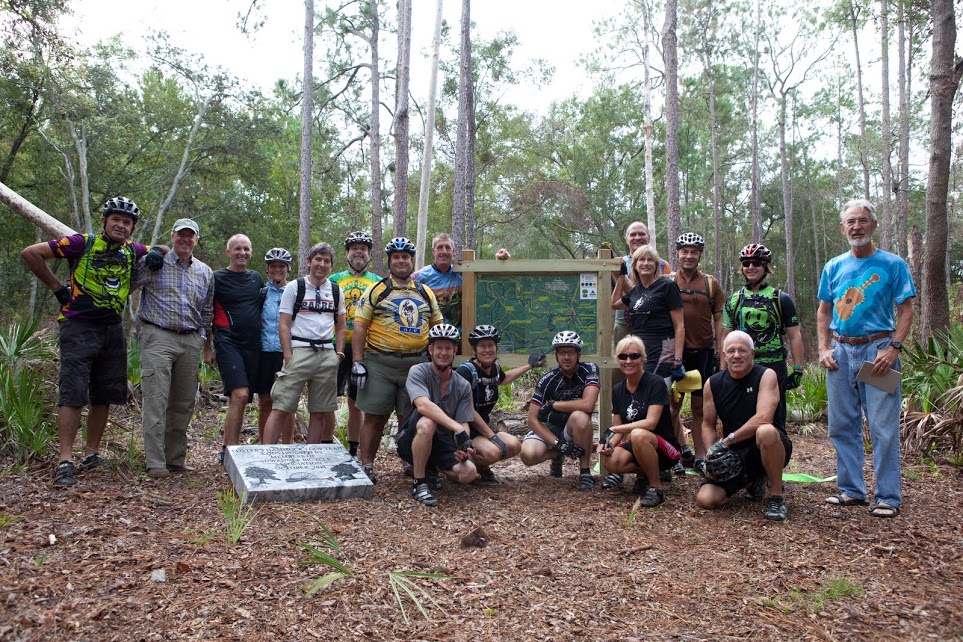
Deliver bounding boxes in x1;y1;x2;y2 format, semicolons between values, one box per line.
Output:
670;307;685;361
872;298;914;375
551;384;600;415
700;379;719;449
816;300;837;370
412;395;468;434
527;402;558;444
279;313;293;363
334;312;347;357
352;321;369;362
786;325;805;368
728;368;779;442
21;242;63;293
713;310;724;360
470;409;496;439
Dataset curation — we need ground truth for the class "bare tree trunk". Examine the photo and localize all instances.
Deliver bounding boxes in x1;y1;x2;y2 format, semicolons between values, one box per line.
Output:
66;119;91;233
415;0;444;271
778;94;796;298
392;0;412;237
298;0;314;273
849;0;871;200
750;0;762;242
451;0;470;258
702;10;722;278
908;224;923;327
896;9;910;258
641;0;657;244
662;0;680;265
368;0;384;270
464;43;476;253
37;129;80;231
920;0;962;339
879;0;893;252
151;96;211;244
0;180;75;237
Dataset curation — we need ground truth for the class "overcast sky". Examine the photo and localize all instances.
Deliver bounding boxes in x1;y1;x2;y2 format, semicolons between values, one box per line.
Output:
66;0;622;114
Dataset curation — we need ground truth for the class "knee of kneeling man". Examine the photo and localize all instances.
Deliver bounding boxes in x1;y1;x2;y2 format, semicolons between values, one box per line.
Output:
415;417;437;434
755;424;779;445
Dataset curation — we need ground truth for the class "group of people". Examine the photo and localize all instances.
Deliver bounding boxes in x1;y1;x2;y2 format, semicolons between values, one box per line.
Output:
24;197;914;521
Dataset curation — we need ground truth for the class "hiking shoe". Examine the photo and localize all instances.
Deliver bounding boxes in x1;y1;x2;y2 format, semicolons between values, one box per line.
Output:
680;446;695;468
765;495;788;522
601;473;624;489
53;460;77;486
640;486;665;508
79;453;100;470
659;469;672;483
476;467;498;484
693;458;707;477
427;474;442;491
411;482;438;507
745;475;769;502
362;464;377;484
147;467;172;479
671;461;685;476
219;446;226;465
632;476;649;495
577;473;596;492
549;454;564;478
167;464;195;474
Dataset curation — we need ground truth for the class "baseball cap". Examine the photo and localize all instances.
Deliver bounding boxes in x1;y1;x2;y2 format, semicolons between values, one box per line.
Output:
172;218;200;236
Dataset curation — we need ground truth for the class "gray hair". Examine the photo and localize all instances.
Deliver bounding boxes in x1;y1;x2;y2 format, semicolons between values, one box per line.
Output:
840;199;877;223
723;330;755;352
307;242;334;261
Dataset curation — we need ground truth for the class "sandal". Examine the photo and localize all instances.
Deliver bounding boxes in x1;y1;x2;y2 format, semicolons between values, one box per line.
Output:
825;492;869;507
870;502;900;518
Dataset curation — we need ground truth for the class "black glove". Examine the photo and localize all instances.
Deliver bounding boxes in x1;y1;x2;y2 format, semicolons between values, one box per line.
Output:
455;431;474;453
54;285;71;306
786;369;803;390
490;434;507;459
619;260;628;276
528;353;546;368
670;364;686;381
554;437;584;460
144;246;165;271
711;352;720;374
350;361;367;390
537;401;555;422
599;429;614;448
706;438;729;459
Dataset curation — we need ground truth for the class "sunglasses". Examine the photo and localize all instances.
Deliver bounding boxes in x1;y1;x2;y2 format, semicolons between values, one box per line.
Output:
617;352;643;361
741;259;765;268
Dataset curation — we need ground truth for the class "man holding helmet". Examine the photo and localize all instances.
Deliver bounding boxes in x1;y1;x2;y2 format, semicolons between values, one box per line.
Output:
696;331;791;521
397;324;477;506
351;236;443;482
519;331;600;491
22;197;152;485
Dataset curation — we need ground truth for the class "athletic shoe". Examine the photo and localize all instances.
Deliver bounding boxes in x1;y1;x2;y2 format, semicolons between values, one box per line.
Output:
577;473;596;492
745;475;769;502
362;464;377;484
693;459;707;477
476;467;498;484
427;474;442;491
632;476;649;495
52;461;77;486
640;486;665;507
680;446;695;468
659;469;672;483
147;467;172;479
765;495;788;522
549;454;564;478
671;461;685;476
601;473;624;489
411;482;438;507
79;453;100;470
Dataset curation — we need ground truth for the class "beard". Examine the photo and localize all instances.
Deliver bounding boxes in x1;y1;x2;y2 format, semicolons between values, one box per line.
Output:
848;236;872;248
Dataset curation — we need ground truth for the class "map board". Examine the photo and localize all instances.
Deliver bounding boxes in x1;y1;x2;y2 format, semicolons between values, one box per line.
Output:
474;273;599;355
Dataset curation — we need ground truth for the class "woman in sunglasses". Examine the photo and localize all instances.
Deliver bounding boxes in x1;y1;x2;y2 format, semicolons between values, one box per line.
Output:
611;244;686;381
596;335;682;506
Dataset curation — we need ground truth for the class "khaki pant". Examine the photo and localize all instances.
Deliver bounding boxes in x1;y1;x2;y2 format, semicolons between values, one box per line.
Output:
140;323;203;469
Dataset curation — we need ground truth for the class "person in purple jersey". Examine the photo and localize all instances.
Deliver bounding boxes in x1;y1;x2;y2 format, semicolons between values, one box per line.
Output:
21;196;151;486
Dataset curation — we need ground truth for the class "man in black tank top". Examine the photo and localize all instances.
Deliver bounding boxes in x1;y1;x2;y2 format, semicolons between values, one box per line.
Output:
696;331;793;521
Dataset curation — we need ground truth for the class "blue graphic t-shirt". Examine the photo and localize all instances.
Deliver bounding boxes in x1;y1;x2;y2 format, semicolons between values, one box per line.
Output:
817;249;916;336
413;263;462;329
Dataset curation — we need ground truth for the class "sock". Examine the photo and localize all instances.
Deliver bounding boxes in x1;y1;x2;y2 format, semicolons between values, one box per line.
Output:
414;478;426;487
348;441;358;456
580;467;590;476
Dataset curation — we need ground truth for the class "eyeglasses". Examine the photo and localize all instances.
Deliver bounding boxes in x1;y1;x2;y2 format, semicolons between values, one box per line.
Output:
741;259;765;268
617;352;643;361
724;347;752;356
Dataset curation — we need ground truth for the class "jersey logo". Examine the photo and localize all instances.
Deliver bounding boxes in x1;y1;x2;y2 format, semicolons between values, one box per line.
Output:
395;297;423;334
746;386;754;393
625;401;640;422
484;387;496;402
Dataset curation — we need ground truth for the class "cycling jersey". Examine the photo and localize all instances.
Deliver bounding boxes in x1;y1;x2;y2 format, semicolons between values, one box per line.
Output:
330;269;380;343
413;263;462;329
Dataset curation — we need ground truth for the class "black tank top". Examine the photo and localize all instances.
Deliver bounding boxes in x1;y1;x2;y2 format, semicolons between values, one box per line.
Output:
709;363;786;436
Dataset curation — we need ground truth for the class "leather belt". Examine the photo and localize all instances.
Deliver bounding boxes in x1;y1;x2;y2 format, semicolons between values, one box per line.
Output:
832;331;890;345
143;320;196;336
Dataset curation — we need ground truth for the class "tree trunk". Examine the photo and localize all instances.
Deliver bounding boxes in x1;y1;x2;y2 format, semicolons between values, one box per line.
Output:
849;0;871;201
750;0;762;242
415;0;443;271
392;0;412;237
896;9;910;258
662;0;680;265
879;0;893;252
778;94;796;299
0;87;41;184
299;0;314;273
920;0;962;339
0;181;75;237
451;0;470;258
66;119;91;233
464;40;476;254
641;0;657;244
703;18;722;279
368;0;384;271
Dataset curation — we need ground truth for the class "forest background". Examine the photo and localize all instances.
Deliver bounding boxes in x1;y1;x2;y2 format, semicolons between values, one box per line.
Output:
0;0;961;350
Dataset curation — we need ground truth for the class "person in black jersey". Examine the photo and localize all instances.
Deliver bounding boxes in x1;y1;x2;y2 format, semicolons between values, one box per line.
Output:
596;335;681;507
696;330;792;522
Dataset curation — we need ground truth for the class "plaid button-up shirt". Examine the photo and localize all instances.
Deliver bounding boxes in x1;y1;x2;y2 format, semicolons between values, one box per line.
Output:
137;251;214;336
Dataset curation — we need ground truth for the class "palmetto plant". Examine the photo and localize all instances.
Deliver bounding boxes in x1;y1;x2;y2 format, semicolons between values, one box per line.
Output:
901;328;963;455
0;318;57;466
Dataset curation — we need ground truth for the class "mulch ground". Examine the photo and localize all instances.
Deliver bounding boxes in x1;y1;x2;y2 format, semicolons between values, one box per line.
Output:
1;403;961;642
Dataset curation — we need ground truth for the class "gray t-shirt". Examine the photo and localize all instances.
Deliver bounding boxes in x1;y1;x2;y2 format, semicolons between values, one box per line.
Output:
406;362;474;424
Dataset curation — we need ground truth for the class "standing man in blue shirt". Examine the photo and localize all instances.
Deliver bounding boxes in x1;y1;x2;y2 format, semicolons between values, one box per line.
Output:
413;233;462;331
817;199;915;519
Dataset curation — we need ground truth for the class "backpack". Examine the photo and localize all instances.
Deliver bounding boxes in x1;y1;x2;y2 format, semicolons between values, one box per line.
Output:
671;272;717;309
734;287;785;334
290;277;341;321
368;276;441;321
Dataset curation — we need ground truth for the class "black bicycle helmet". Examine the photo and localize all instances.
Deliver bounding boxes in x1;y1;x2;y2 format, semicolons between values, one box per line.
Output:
102;196;140;222
385;236;416;256
344;231;373;250
468;324;500;346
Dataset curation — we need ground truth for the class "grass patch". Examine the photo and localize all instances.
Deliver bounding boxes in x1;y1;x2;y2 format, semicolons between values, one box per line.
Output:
763;577;865;613
216;489;257;545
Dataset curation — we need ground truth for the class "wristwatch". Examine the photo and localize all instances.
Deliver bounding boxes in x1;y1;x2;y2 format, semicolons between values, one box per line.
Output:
891;341;903;351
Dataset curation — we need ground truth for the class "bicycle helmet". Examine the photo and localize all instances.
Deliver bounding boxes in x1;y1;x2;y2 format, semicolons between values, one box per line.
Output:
468;324;500;346
705;447;744;482
552;331;583;352
385;236;416;256
102;196;140;222
676;232;705;250
739;244;771;262
264;247;292;265
344;231;373;250
428;323;461;344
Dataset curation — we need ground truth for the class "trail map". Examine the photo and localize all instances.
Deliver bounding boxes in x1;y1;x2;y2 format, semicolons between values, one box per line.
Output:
475;274;598;354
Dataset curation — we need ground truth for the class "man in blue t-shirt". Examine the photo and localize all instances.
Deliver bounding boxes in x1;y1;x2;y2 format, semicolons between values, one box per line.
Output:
817;199;915;519
413;232;462;330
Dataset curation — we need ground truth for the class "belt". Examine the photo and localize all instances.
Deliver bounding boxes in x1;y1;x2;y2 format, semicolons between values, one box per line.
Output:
370;348;427;358
832;331;890;345
291;336;334;351
143;320;196;336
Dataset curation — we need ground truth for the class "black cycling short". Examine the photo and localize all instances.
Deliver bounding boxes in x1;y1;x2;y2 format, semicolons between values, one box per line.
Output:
680;347;714;397
336;341;358;400
616;435;681;471
251;351;284;395
213;333;260;396
396;414;461;472
700;432;793;496
58;319;127;407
